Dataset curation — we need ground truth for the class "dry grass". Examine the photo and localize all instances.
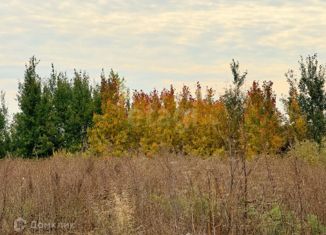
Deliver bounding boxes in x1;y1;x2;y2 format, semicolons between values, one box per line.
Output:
0;154;325;234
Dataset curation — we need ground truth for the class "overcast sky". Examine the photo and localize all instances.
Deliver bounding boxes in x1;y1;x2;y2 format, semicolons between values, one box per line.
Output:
1;0;326;115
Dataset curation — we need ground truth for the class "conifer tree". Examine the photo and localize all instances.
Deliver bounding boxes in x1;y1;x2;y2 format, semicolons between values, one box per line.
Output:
68;71;94;151
51;69;73;150
297;54;326;146
13;57;43;157
221;60;247;194
221;60;247;158
32;84;56;156
0;91;9;157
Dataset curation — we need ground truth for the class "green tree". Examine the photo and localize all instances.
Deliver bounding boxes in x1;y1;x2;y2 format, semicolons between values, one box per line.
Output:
0;91;9;157
221;60;247;158
13;57;43;157
298;54;326;146
50;68;96;152
222;60;250;234
32;84;56;156
67;71;94;151
283;70;307;145
92;83;102;115
50;69;73;150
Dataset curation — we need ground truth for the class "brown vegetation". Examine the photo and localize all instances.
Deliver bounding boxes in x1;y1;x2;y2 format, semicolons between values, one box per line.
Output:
0;153;325;234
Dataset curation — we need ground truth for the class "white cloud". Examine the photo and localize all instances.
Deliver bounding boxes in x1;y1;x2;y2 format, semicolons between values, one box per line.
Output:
1;0;326;114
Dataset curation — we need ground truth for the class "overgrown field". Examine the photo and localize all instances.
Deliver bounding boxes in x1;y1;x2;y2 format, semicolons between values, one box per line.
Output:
0;154;325;234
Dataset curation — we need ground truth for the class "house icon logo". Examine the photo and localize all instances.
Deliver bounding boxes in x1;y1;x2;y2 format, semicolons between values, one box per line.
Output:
14;217;27;232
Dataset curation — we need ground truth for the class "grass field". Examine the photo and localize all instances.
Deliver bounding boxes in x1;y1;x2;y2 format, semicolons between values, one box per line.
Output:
0;154;325;234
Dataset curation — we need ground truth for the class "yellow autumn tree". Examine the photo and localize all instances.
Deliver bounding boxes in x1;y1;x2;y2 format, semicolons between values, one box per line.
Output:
156;86;179;152
243;81;285;157
180;83;227;156
88;70;130;156
128;90;151;154
138;89;162;155
135;86;180;156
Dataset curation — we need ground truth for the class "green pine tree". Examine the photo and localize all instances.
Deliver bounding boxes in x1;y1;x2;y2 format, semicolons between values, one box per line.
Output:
66;71;94;151
298;54;326;146
13;57;43;157
51;69;73;151
0;91;9;157
33;84;56;156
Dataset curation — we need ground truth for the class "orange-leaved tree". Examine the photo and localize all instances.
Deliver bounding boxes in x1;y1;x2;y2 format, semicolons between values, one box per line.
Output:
180;83;226;156
243;81;285;157
88;69;130;156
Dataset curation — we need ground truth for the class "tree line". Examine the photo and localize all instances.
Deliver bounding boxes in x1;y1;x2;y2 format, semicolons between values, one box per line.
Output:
0;55;325;158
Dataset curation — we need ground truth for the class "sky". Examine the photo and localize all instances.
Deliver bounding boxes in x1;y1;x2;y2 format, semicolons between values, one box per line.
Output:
1;0;326;115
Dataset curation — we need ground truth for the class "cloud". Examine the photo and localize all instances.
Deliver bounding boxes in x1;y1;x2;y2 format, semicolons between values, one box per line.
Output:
1;0;326;114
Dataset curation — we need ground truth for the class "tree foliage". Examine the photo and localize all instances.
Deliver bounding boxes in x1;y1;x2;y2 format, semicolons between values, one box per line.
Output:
243;81;284;156
297;54;326;145
1;55;326;157
221;60;247;157
283;70;307;145
0;91;9;157
88;70;130;156
11;58;98;157
13;57;43;157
